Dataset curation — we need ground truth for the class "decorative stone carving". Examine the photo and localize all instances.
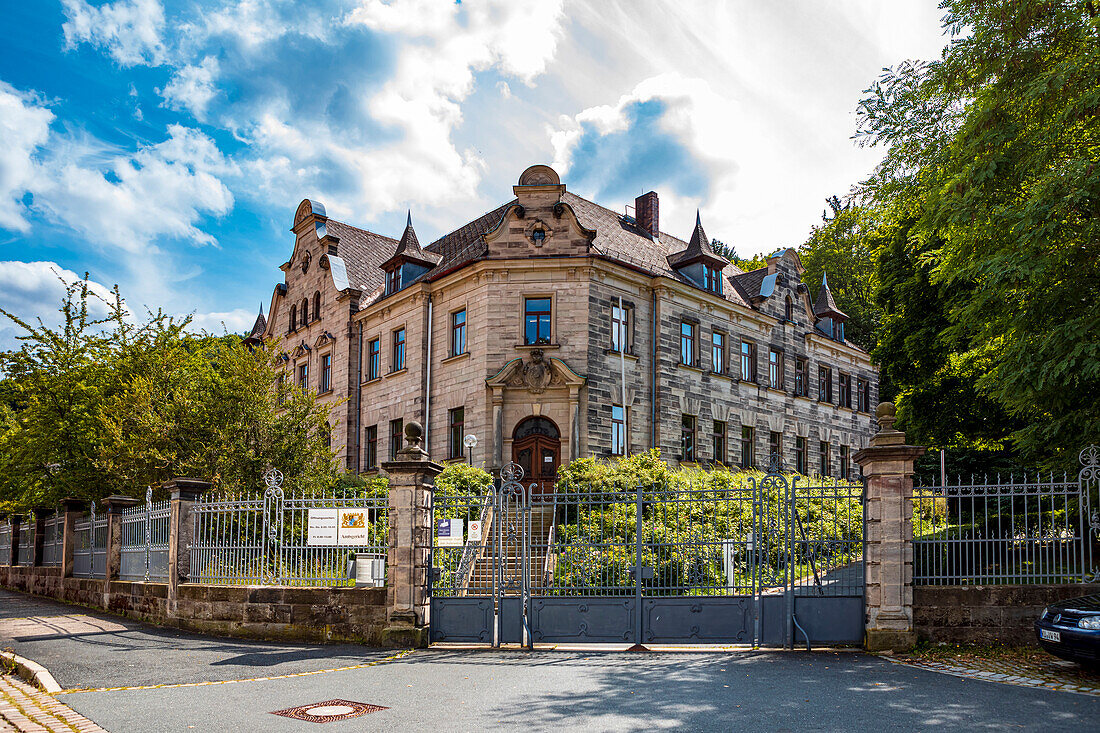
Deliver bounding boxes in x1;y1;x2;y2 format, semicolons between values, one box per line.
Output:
521;349;553;393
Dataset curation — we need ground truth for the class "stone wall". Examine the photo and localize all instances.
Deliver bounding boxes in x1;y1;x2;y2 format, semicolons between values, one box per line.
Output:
0;565;388;645
914;584;1100;646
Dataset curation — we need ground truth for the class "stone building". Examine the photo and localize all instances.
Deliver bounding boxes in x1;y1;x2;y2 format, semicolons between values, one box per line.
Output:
255;165;877;486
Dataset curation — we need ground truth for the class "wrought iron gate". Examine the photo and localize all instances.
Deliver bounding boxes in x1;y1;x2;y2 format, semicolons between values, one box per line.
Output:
430;462;865;648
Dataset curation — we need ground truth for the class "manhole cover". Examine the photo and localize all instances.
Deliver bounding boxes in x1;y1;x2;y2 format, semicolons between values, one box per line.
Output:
271;699;388;723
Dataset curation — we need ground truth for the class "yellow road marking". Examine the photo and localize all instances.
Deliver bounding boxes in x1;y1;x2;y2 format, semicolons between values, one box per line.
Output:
57;649;416;695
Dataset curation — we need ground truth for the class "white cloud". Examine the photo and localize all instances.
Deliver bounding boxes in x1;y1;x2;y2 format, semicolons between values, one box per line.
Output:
0;261;115;350
186;307;256;335
159;56;220;120
33;124;235;253
0;82;53;233
61;0;167;67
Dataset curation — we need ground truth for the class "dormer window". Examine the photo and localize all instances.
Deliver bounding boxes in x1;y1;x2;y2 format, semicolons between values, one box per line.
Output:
703;265;723;294
386;268;400;295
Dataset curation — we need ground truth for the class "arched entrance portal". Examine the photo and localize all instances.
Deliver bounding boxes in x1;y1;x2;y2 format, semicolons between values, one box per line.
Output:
512;417;560;494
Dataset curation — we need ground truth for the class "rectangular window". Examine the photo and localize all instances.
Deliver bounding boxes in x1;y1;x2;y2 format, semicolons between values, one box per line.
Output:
740;340;756;382
320;354;332;393
712;420;726;464
795;358;808;396
703;265;723;294
524;297;552;345
711;331;725;374
839;445;851;479
839;373;852;408
611;302;630;353
451;309;467;356
367;338;380;381
857;378;870;412
818;366;833;403
769;431;782;467
769;349;783;390
740;426;755;468
297;362;308;390
611;404;626;456
389;418;403;461
820;441;831;476
364;425;377;469
448;407;464;459
795;436;807;475
392;328;406;372
681;414;696;462
680;321;696;366
386;268;400;295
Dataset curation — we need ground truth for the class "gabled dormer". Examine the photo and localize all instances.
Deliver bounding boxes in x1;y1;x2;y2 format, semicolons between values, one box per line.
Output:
813;272;849;342
667;211;729;295
380;211;441;296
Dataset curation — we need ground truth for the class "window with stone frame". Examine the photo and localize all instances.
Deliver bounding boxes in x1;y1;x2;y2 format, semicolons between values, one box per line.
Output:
839;373;852;408
820;441;831;476
364;425;378;469
451;309;467;356
611;404;626;456
313;291;321;321
681;414;696;462
818;365;833;403
857;378;870;412
741;426;754;468
785;296;794;322
680;321;697;366
740;340;757;382
367;338;380;381
795;357;808;397
712;420;727;464
610;301;632;353
320;353;332;393
524;297;552;345
297;361;308;390
448;407;464;459
795;436;807;474
711;331;726;374
839;445;851;479
289;304;297;333
769;348;784;390
392;327;406;372
389;418;403;461
769;431;783;467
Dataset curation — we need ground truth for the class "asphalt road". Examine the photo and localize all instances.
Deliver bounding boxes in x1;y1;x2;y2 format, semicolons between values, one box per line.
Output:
3;588;1100;732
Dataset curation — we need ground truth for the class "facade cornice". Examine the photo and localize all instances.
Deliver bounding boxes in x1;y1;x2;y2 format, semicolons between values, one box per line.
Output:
804;331;873;366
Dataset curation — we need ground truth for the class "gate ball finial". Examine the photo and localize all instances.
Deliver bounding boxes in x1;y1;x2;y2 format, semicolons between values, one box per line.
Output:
875;402;897;432
404;420;424;449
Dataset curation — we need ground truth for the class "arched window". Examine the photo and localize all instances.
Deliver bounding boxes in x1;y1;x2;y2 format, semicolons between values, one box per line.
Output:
289;304;297;332
513;417;560;440
785;296;793;322
300;299;308;328
313;291;321;321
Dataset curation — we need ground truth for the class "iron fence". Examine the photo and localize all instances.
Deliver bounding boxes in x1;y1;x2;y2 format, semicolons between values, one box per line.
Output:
120;489;171;582
73;503;107;578
913;446;1099;585
0;519;11;565
42;513;63;567
16;515;35;566
189;469;388;587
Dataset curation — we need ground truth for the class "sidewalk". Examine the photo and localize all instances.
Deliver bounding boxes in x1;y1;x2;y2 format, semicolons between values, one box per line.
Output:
0;675;106;733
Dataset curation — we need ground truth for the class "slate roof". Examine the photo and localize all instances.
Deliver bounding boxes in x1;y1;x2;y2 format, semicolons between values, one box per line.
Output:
813;272;848;319
323;219;399;293
244;306;266;342
382;212;442;270
666;211;729;269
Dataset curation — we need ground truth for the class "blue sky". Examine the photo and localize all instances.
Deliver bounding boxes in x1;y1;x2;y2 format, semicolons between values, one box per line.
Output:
0;1;948;347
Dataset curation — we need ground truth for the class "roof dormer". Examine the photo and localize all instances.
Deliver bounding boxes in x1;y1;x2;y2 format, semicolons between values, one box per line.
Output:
813;271;849;342
667;211;729;295
380;211;441;295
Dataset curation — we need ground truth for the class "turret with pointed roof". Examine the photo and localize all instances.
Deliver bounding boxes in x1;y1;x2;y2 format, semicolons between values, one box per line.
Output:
667;210;729;269
243;303;267;348
381;211;442;271
813;271;848;320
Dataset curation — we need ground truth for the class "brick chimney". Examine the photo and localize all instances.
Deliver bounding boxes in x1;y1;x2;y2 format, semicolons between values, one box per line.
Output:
635;191;659;238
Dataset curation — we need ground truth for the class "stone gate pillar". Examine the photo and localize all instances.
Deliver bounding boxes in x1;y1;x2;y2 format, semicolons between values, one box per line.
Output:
60;498;88;578
381;420;442;648
165;478;209;613
854;402;925;652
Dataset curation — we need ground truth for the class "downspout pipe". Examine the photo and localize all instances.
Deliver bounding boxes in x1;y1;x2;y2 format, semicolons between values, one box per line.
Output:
651;287;658;451
355;320;363;472
424;294;433;454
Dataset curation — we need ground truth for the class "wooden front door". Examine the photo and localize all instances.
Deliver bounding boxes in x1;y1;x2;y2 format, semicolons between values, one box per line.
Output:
512;434;560;495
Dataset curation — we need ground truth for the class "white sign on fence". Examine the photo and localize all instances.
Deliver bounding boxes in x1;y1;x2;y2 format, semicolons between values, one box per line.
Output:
467;519;482;543
306;508;338;546
338;509;369;546
437;518;463;547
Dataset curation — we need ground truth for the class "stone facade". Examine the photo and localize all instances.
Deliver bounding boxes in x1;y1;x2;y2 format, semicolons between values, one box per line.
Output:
258;165;878;476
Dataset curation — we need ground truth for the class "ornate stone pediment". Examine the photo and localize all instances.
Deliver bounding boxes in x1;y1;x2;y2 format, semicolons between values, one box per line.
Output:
486;350;585;395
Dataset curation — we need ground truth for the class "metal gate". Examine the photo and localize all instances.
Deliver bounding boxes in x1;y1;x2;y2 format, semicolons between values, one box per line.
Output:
430;462;865;648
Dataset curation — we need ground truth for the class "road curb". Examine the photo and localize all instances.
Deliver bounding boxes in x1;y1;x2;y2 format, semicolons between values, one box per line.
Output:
0;651;62;694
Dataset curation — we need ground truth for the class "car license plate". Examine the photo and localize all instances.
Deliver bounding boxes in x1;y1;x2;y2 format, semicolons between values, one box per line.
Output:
1040;629;1061;643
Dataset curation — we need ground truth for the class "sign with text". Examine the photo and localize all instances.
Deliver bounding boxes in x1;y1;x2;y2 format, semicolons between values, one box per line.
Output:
338;509;369;546
306;508;338;546
467;519;482;543
437;518;463;547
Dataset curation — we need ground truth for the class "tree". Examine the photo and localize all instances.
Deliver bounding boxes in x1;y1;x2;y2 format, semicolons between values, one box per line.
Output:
856;0;1100;465
711;239;766;271
0;275;337;510
798;199;882;352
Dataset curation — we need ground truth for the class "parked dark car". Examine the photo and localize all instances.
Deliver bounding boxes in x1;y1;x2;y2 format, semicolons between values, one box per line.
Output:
1035;594;1100;665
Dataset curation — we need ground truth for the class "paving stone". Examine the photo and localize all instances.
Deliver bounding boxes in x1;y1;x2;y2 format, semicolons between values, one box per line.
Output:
0;676;108;733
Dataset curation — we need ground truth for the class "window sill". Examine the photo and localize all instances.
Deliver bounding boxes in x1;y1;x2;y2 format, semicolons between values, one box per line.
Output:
765;387;787;397
738;379;760;388
444;456;467;464
441;352;469;365
318;389;334;396
515;343;560;350
605;349;639;361
362;376;382;386
386;368;408;378
677;363;704;374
